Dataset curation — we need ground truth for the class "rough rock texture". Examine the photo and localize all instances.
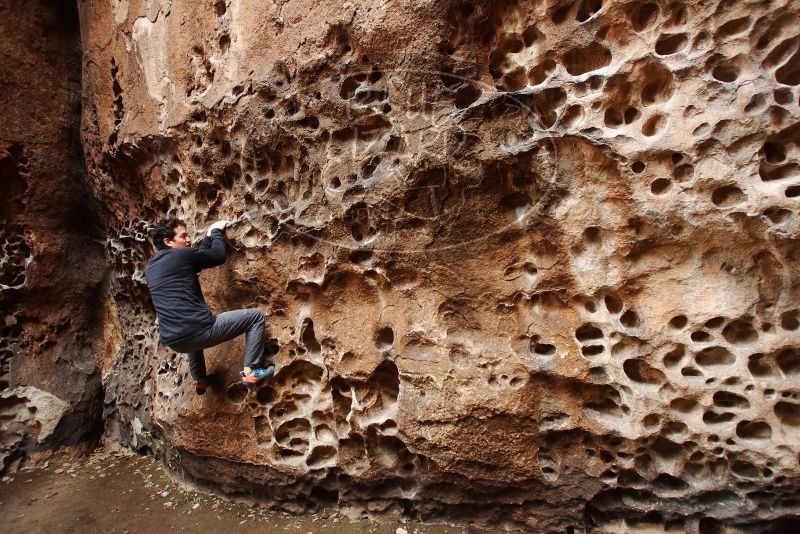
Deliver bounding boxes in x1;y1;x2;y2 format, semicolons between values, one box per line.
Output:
10;0;798;531
0;385;72;469
0;1;107;472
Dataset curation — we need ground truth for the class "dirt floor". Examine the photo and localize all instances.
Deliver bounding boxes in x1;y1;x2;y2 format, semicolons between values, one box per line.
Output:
0;448;488;534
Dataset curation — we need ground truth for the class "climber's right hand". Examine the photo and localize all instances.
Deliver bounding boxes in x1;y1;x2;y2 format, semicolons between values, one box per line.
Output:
206;220;230;236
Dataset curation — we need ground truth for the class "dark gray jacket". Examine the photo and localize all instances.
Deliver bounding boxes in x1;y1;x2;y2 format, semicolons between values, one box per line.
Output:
144;229;226;345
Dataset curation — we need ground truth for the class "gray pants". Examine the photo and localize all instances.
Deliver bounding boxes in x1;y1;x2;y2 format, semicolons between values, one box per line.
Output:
169;308;266;381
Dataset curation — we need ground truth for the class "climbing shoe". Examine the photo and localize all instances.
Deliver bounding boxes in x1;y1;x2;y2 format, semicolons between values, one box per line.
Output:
240;364;276;387
194;375;216;395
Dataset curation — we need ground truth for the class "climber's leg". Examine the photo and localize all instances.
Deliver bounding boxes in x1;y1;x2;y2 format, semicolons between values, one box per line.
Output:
204;308;267;370
186;349;207;381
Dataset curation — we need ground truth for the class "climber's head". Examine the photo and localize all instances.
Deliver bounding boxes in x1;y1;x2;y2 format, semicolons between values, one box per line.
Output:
152;218;191;250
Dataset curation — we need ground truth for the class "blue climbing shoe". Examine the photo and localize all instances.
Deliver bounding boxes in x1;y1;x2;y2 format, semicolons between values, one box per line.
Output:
240;364;275;387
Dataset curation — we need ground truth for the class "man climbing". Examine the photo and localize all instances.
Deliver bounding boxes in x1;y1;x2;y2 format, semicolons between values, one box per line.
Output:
144;217;275;395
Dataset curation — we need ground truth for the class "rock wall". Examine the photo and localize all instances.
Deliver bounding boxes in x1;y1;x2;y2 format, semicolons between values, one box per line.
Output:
0;0;107;471
71;0;800;531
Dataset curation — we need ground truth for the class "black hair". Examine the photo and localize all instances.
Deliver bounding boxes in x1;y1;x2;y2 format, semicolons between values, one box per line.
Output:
151;218;187;250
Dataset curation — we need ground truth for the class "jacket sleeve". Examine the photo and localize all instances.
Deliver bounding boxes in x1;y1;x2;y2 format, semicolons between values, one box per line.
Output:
187;229;226;270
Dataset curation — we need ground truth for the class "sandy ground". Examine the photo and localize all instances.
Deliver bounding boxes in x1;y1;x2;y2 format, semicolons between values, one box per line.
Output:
0;449;489;534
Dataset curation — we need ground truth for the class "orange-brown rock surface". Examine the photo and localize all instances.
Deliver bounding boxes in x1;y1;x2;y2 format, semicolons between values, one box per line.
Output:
1;1;107;471
3;0;800;531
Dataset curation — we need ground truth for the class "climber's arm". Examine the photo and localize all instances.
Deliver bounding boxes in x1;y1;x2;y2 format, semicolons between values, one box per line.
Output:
187;228;226;270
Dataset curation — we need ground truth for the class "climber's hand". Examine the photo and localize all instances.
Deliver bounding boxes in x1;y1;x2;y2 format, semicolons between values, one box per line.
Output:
206;220;230;236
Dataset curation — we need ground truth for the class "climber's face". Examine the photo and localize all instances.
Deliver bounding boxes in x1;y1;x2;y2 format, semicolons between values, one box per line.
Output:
164;225;191;249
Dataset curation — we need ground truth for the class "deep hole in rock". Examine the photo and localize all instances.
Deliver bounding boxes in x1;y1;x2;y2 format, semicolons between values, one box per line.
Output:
731;460;759;478
774;402;800;427
650;178;671;194
780;310;799;330
711;185;745;207
498;66;528;92
764;207;792;224
576;324;604;342
521;25;540;46
650;437;684;460
275;418;312;448
695;346;735;367
748;353;776;378
673;163;694;181
630;2;659;32
226;383;248;403
641;67;675;105
219;34;231;53
712;62;740;83
605;107;623;128
703;410;735;425
722;318;758;344
623;359;665;385
583;226;602;243
653;473;689;492
774;88;794;105
775;47;800;86
691;330;711;342
620;310;640;328
614;108;636;127
561;104;584;127
563;42;612;76
681;366;704;378
716;16;750;39
777;348;800;376
604;293;623;314
670;397;698;413
655;33;688;55
349;249;373;264
528;59;557;85
759;162;799;182
762;142;787;163
256;386;276;405
374;326;395;351
307;445;337;468
736;420;772;440
712;391;750;409
533;87;567;128
669;316;687;331
641;115;665;136
454;85;481;109
589;366;608;381
744;93;767;114
663;345;686;368
576;0;602;22
582;345;604;357
301;318;322;354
